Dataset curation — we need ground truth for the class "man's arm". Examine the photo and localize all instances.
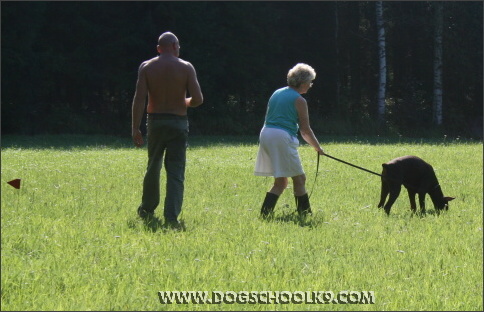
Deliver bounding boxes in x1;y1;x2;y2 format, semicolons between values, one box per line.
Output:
185;62;203;108
132;63;148;147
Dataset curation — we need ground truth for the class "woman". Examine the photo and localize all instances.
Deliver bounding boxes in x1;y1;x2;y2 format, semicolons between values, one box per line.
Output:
254;63;325;218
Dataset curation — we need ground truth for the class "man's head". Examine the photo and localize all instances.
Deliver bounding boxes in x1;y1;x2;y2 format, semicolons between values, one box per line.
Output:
157;32;180;57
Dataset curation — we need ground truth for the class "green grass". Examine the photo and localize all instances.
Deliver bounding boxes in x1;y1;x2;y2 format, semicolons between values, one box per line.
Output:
1;135;482;311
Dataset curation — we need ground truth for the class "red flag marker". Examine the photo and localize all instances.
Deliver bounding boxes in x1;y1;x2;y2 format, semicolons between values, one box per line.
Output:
7;179;21;189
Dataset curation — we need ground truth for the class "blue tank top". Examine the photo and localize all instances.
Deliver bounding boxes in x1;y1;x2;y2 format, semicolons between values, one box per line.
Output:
264;87;300;137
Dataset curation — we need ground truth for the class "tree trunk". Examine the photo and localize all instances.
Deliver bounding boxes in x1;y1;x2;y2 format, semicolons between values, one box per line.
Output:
376;1;387;123
348;3;362;120
433;2;444;125
334;1;341;116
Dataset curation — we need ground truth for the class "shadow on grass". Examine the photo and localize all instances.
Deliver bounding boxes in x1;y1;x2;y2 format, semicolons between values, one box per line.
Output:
1;134;133;150
409;209;447;218
3;134;475;150
127;216;186;233
378;206;448;218
141;216;164;232
263;211;325;228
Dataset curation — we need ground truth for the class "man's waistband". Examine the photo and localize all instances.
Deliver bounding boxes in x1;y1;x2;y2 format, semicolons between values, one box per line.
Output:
148;113;188;120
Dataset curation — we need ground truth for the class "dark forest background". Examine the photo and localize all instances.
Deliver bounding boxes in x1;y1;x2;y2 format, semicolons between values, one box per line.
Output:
1;1;482;138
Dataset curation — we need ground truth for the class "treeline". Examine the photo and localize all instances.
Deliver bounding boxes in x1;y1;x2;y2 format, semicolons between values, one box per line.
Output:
1;2;482;138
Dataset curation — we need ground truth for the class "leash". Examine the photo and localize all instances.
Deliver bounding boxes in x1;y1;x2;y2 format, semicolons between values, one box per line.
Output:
308;152;320;199
323;154;382;177
308;152;387;199
320;154;438;194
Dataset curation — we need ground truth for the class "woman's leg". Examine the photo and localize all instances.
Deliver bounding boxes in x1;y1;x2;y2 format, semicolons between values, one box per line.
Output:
292;174;312;215
292;174;307;196
260;177;288;218
269;177;288;195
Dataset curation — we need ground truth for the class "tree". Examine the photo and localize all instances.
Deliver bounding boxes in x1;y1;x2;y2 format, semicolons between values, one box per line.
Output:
376;1;387;123
433;2;444;125
1;2;481;137
333;2;342;117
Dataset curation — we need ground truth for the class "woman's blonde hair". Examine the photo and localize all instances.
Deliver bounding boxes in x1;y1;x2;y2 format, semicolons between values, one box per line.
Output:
287;63;316;88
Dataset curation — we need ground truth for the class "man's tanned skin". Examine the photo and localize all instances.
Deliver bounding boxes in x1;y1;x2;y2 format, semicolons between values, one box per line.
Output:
131;32;203;227
132;32;203;147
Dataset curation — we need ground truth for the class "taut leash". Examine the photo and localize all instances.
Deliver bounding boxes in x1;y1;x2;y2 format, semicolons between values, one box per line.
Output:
308;153;387;199
322;154;431;192
323;154;382;177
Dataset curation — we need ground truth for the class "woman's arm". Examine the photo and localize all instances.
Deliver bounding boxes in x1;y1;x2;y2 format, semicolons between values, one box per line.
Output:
295;96;324;155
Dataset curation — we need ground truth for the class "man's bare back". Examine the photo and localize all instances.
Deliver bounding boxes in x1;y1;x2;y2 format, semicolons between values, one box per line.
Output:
131;32;203;147
142;54;197;116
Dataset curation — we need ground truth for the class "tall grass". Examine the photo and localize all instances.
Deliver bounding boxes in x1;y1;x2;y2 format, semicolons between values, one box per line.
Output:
1;135;482;311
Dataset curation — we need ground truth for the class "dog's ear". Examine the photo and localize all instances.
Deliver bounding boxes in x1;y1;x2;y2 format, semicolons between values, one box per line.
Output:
382;163;389;168
444;196;455;202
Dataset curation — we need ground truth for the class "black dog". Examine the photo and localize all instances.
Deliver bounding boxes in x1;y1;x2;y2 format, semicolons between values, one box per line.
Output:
378;155;455;215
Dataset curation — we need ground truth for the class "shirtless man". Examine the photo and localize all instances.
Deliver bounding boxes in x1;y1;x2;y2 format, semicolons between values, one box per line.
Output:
132;32;203;229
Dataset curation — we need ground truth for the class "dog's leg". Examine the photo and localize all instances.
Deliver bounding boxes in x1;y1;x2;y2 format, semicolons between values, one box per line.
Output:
407;189;417;213
418;193;426;215
383;183;401;215
378;179;389;209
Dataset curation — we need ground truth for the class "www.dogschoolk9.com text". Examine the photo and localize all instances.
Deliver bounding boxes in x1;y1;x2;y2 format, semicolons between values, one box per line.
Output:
158;290;375;304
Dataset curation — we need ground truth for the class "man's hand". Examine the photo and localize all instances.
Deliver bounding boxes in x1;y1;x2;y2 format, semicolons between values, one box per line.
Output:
132;129;144;147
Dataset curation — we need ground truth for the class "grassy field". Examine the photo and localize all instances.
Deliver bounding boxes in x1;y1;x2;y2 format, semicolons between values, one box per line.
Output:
1;135;482;311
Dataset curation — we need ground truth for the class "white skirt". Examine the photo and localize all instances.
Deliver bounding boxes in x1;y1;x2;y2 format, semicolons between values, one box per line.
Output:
254;127;304;178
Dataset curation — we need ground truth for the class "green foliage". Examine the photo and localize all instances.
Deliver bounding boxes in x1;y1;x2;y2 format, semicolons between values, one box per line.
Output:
1;135;482;310
1;2;482;138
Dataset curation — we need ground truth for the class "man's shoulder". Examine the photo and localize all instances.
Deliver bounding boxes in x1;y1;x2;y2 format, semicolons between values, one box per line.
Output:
143;56;160;65
177;58;193;67
138;57;158;70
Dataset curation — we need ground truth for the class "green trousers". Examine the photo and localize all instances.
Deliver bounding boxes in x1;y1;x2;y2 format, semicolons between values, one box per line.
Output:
138;114;188;222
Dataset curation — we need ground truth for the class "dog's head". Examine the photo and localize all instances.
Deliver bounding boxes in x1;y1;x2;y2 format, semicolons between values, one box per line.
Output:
438;196;455;211
430;184;455;212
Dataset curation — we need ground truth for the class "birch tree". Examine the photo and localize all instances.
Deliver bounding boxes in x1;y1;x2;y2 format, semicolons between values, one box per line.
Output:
433;2;444;125
334;1;341;115
376;1;387;123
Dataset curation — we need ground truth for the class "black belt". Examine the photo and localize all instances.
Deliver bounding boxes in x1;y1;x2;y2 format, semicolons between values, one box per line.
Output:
148;113;187;120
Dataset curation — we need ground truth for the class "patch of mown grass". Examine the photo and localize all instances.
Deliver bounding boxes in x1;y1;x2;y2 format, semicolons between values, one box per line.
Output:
1;135;482;310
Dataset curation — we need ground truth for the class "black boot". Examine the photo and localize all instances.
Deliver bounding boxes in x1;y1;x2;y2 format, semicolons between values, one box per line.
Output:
295;193;312;216
261;192;279;218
